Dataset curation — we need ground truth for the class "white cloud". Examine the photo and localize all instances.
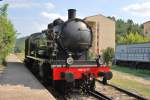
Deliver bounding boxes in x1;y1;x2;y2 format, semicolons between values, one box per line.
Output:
45;2;55;9
123;1;150;16
5;0;31;2
40;11;67;21
33;22;47;31
9;2;55;9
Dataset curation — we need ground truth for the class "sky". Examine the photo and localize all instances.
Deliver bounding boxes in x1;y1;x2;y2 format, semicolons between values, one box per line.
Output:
0;0;150;37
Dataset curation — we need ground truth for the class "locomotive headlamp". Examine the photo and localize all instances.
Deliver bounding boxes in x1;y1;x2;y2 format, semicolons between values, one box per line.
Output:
67;57;74;65
96;55;103;66
67;53;74;65
98;57;103;65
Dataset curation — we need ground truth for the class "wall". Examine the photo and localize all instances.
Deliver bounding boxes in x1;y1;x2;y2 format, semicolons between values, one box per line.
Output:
144;21;150;37
84;15;115;55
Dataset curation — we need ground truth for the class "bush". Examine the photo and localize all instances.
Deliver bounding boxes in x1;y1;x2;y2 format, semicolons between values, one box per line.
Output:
0;58;6;66
102;47;114;66
87;51;96;60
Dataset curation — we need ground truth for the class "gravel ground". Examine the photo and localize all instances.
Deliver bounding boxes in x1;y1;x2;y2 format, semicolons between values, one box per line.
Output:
67;95;97;100
112;70;150;86
110;70;150;99
95;81;137;100
0;54;55;100
66;92;98;100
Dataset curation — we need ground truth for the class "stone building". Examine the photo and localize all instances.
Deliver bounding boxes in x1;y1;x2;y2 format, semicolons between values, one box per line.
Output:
144;21;150;37
84;14;115;55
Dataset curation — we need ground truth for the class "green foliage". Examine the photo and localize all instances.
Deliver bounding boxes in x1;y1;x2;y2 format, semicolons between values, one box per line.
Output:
115;19;143;35
102;47;114;66
0;4;8;17
107;17;143;36
87;51;96;60
107;16;146;44
0;4;16;64
116;19;127;34
117;32;150;44
15;37;27;53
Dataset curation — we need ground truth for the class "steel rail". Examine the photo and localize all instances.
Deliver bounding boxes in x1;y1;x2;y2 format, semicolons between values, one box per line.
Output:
96;79;148;100
88;90;112;100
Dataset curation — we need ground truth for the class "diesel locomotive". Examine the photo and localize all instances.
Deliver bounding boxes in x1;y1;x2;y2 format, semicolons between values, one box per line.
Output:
24;9;112;92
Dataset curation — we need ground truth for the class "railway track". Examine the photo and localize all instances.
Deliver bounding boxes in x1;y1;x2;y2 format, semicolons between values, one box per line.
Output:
95;79;148;100
88;90;112;100
43;81;111;100
63;89;111;100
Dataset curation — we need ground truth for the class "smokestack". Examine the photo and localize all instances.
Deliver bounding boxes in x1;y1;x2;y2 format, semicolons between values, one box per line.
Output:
68;9;76;20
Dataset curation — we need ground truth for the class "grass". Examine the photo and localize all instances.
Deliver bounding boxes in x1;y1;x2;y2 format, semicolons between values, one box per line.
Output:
111;65;150;78
110;74;150;97
110;65;150;98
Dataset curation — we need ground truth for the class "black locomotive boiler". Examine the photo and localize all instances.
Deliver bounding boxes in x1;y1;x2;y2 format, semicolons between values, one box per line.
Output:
24;9;112;92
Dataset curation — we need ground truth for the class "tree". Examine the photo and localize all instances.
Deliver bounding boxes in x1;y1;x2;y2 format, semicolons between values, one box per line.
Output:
127;19;133;33
116;19;128;35
102;47;114;66
115;18;143;35
107;16;116;21
117;32;150;44
0;4;8;17
0;4;16;64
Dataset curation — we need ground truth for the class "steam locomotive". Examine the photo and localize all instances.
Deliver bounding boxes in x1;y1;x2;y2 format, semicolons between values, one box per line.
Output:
24;9;112;92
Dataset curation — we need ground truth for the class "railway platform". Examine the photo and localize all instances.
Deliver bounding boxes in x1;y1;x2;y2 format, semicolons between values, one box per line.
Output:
0;54;55;100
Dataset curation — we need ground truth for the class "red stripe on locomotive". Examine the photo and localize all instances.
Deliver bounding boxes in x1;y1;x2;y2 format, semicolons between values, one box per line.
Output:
53;65;110;80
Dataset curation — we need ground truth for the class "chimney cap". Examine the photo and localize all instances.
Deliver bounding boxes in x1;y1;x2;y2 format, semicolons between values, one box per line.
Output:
68;9;76;11
68;9;76;20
